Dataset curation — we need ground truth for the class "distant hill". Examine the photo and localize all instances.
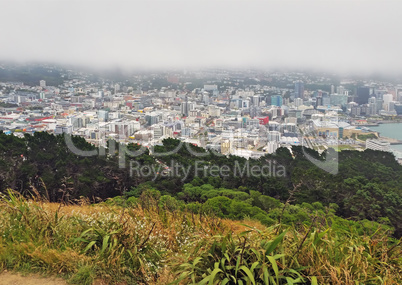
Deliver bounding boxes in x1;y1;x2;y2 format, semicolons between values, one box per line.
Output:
0;65;63;86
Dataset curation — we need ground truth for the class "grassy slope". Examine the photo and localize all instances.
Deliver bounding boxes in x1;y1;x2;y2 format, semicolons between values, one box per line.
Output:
0;191;401;285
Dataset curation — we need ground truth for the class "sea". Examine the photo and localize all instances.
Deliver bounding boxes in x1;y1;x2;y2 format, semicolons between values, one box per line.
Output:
369;123;402;157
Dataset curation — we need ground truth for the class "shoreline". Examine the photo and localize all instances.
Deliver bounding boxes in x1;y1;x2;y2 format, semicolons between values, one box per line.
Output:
377;136;402;145
365;123;402;145
376;120;402;124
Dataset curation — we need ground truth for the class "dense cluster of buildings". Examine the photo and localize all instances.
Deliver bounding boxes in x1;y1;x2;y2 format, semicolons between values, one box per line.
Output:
1;67;402;160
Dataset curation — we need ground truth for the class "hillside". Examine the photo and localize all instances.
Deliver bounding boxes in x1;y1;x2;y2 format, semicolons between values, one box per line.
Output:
1;132;401;238
0;190;401;284
1;131;402;283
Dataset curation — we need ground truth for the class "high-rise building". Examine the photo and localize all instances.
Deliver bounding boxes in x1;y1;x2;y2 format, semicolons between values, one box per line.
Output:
316;96;323;107
220;140;232;155
383;94;394;111
180;101;194;117
356;87;372;105
70;116;83;130
351;106;361;116
294;81;304;99
203;93;210;105
55;125;72;135
181;128;191;137
145;113;160;126
208;105;221;117
322;93;331;106
294;98;304;108
98;110;109;122
265;141;279;154
389;101;396;112
330;94;348;107
368;97;377;115
337;86;345;95
39;80;46;88
109;120;139;138
398;92;402;103
271;95;283;107
394;103;402;115
152;125;164;139
252;95;260;107
376;99;383;113
268;131;281;142
230;98;242;109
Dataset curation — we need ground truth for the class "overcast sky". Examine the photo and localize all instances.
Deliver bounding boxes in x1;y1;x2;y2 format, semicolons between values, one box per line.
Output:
1;0;402;74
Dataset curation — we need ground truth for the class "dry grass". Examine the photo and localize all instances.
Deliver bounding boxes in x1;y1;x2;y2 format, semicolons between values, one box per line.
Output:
0;190;401;284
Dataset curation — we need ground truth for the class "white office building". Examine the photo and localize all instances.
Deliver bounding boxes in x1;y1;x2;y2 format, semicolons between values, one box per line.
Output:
366;139;390;152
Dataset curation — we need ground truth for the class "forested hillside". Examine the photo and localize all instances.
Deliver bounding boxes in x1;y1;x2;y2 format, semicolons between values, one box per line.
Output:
0;132;401;237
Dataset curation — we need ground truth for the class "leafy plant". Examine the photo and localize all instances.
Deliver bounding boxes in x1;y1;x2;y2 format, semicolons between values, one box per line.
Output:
173;230;306;284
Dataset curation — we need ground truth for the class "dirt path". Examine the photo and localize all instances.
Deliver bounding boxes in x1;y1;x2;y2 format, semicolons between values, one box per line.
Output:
0;272;67;285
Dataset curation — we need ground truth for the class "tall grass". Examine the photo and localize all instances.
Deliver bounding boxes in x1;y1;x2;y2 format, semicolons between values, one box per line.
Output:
0;190;400;284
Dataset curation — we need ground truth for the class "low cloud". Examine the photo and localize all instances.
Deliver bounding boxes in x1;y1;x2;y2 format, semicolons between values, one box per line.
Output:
1;0;401;75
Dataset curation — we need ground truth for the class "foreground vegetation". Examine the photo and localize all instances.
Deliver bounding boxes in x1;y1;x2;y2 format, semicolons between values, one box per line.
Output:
0;190;400;284
1;132;401;283
1;132;402;238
